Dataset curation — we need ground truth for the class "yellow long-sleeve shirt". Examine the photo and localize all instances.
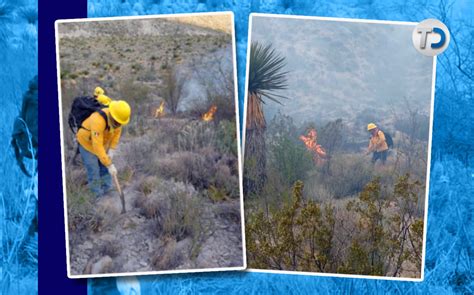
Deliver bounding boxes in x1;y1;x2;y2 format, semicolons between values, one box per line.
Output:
77;109;122;167
368;130;388;152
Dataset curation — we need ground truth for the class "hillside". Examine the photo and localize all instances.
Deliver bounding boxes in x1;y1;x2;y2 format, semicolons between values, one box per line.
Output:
57;16;242;275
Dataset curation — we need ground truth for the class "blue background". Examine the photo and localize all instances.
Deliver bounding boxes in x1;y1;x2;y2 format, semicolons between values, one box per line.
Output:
0;0;38;293
40;0;474;293
39;1;87;293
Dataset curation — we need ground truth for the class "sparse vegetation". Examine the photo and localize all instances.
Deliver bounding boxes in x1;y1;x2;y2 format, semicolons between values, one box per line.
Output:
58;17;242;275
246;108;429;278
244;28;430;279
247;176;424;276
161;64;185;115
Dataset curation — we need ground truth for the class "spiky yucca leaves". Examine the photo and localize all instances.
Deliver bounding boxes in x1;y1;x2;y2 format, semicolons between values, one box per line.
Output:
244;42;288;196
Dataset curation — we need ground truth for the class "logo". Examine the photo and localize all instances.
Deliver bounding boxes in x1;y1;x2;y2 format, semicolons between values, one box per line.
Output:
412;19;450;56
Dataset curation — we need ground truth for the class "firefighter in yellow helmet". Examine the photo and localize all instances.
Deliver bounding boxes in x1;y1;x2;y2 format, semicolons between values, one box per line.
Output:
77;100;131;197
366;123;388;165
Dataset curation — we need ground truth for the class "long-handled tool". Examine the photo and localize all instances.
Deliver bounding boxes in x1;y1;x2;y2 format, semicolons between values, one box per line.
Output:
112;173;126;214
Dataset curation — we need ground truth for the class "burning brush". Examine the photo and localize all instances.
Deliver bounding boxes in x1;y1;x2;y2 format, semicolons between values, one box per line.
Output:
202;105;217;122
299;129;327;166
154;101;165;118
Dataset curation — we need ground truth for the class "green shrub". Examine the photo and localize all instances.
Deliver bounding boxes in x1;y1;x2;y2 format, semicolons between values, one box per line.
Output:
247;175;425;277
216;119;237;157
316;154;373;198
246;181;336;272
267;134;313;187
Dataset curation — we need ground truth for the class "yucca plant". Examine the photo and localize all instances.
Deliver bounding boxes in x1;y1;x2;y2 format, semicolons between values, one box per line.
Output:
244;42;288;196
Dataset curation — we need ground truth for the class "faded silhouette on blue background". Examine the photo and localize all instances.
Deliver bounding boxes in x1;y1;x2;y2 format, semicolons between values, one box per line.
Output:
0;0;38;294
12;75;38;177
88;0;473;293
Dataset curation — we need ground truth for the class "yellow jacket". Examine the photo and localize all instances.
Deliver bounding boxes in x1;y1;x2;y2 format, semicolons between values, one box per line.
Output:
77;109;122;167
368;130;388;152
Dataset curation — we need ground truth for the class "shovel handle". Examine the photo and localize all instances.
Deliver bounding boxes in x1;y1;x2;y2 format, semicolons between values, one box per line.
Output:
112;173;126;214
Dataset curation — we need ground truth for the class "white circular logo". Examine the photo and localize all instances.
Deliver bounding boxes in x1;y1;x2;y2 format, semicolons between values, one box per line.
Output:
412;19;450;56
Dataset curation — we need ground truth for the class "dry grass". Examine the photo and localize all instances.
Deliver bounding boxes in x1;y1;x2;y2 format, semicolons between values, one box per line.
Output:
151;238;180;270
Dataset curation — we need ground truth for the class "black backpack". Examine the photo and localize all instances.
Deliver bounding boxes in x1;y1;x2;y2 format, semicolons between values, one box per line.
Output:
68;96;108;134
382;130;394;148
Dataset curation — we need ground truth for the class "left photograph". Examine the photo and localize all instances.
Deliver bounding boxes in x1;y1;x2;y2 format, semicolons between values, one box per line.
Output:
55;12;245;278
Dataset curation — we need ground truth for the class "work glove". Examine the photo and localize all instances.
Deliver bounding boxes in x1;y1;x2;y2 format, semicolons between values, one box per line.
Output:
108;149;116;161
108;164;117;177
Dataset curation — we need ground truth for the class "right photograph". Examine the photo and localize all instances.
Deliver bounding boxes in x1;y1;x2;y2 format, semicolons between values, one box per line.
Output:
243;14;435;280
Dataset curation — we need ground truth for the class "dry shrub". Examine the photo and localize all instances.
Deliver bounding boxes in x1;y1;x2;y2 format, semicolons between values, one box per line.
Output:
214;160;239;199
152;238;181;270
66;168;103;233
125;118;239;197
215;202;241;224
160;189;201;242
134;179;202;242
137;176;157;196
177;121;217;151
309;154;374;199
135;193;161;219
121;136;157;174
161;64;185;115
158;148;218;190
99;240;120;258
158;147;239;198
207;185;226;202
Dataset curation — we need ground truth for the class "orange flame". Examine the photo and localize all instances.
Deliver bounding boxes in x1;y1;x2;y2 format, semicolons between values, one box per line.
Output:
154;101;165;118
202;105;217;121
299;129;327;166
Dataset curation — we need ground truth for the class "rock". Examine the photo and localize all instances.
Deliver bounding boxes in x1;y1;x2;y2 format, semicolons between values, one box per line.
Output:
122;218;136;229
123;259;136;272
100;233;115;242
175;237;193;256
91;256;113;274
82;241;93;250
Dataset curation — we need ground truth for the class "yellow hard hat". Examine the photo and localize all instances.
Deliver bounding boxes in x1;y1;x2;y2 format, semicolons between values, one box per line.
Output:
96;94;112;106
109;100;131;125
94;86;105;97
367;123;377;131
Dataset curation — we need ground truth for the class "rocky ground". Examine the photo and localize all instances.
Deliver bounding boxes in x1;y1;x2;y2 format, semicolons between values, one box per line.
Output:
59;16;242;276
68;117;243;276
71;188;242;275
